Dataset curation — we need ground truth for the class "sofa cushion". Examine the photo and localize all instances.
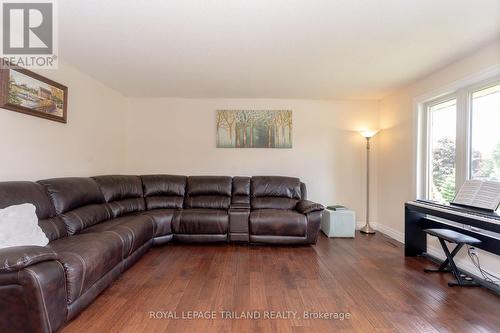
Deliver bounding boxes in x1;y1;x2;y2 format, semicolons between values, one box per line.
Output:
61;204;112;235
185;176;232;209
145;196;183;210
0;181;67;241
80;215;154;257
38;177;110;236
36;216;67;241
38;178;105;214
138;209;176;237
0;181;55;218
93;175;145;217
48;232;124;304
93;175;143;202
185;195;230;210
251;197;299;210
251;176;302;210
231;176;250;207
250;209;307;237
187;176;232;196
141;175;186;209
251;176;301;199
105;197;145;218
175;209;228;234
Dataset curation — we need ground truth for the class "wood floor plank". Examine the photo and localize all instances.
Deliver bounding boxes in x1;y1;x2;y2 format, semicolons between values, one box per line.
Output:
60;233;500;333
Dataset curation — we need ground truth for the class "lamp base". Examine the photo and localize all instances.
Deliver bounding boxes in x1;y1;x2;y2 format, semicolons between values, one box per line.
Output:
359;224;376;234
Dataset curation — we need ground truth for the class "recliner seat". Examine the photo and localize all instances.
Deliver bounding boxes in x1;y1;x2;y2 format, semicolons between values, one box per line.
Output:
249;176;322;245
139;174;186;245
174;176;232;242
0;174;323;333
48;232;125;304
250;209;307;237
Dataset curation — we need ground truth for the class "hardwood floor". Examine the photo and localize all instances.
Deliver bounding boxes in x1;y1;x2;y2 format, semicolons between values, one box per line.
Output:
61;232;500;333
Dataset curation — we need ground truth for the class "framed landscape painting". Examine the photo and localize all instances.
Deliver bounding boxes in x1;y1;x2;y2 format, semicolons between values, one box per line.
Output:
0;66;68;123
216;110;292;148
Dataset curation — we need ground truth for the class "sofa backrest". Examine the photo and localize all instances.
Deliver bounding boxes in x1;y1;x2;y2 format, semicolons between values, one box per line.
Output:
251;176;302;210
93;175;145;218
38;177;110;236
0;181;68;241
185;176;232;210
232;176;250;208
141;175;186;210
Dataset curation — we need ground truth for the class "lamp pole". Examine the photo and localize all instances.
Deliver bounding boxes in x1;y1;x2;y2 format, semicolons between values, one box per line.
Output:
360;134;375;234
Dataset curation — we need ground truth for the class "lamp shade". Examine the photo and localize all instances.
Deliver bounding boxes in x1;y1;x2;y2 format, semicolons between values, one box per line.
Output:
360;130;379;138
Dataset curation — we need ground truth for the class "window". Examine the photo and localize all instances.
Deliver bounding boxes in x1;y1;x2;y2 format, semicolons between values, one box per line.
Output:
420;80;500;206
427;99;457;202
470;84;500;181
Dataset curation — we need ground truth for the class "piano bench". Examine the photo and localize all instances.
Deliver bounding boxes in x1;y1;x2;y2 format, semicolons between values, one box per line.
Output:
423;228;482;288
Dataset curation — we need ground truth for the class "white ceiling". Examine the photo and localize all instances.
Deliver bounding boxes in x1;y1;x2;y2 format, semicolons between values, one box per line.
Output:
59;0;500;99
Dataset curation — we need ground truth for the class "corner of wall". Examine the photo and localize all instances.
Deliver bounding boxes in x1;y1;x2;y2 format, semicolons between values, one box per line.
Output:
0;60;130;180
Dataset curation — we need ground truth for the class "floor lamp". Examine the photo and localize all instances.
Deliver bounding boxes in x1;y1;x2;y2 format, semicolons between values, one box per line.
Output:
359;130;379;234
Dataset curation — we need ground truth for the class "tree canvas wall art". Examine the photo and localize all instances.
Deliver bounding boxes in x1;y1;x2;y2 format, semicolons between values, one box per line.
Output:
216;110;292;148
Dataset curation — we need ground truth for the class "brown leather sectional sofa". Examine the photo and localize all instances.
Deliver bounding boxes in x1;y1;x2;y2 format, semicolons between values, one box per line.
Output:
0;175;323;332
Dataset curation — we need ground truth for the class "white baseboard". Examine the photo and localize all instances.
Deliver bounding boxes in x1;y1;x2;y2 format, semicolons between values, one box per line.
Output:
356;221;487;277
356;221;403;243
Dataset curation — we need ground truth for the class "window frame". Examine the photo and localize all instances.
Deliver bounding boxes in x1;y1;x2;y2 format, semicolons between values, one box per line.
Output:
422;94;458;200
416;73;500;201
467;78;500;180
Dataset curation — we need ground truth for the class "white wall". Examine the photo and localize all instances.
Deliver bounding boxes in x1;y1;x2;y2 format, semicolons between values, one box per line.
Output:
124;98;379;221
0;65;381;224
0;62;127;181
377;40;500;276
4;40;496;279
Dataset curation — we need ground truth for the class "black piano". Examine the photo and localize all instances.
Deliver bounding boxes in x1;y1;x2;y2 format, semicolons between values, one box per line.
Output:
405;200;500;294
405;200;500;257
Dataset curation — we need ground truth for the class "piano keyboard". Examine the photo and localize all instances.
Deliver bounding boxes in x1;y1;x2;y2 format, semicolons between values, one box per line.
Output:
410;200;500;225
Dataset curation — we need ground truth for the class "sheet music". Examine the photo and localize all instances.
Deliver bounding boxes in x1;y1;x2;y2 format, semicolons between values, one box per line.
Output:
453;180;500;211
453;180;481;204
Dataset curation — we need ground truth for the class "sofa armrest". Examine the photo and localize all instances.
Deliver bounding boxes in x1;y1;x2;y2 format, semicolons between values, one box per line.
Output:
0;246;59;273
229;206;250;242
0;252;67;333
305;211;323;244
296;200;324;214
